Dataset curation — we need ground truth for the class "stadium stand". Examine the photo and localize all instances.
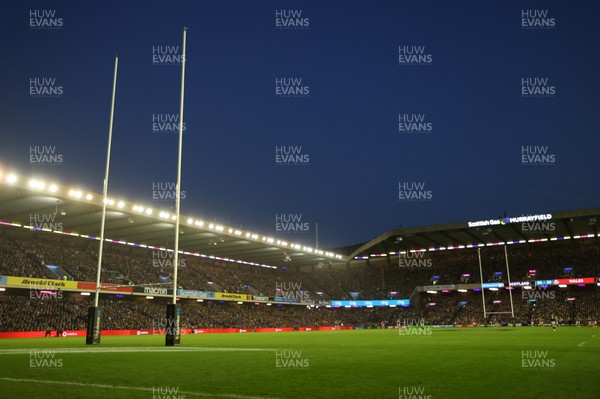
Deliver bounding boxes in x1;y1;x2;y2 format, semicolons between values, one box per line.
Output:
0;224;598;332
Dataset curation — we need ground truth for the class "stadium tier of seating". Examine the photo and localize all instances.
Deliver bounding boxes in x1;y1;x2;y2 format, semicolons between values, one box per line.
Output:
0;224;598;331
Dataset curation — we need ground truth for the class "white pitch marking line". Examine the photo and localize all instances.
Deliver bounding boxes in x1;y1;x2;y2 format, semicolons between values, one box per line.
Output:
577;341;586;347
0;347;275;355
0;377;279;399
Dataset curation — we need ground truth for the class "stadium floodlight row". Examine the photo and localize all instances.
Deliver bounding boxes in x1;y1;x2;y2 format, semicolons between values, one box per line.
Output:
0;167;345;266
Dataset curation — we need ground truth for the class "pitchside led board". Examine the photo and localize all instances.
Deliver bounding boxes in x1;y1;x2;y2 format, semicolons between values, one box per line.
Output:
165;304;181;346
86;306;102;345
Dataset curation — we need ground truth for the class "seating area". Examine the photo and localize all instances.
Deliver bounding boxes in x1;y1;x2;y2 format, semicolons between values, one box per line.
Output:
0;224;598;332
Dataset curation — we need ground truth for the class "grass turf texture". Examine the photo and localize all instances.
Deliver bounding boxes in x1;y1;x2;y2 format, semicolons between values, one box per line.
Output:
0;327;597;399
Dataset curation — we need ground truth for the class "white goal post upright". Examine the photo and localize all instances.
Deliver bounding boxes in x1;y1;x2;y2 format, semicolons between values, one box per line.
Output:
172;27;187;306
477;247;487;321
504;245;516;321
166;27;187;347
87;55;119;345
94;55;119;308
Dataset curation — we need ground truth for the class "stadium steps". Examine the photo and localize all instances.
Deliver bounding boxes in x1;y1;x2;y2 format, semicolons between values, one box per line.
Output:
12;238;56;279
44;264;74;280
301;272;335;298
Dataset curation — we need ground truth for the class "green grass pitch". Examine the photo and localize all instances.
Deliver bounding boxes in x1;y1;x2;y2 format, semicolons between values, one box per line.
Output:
0;327;598;399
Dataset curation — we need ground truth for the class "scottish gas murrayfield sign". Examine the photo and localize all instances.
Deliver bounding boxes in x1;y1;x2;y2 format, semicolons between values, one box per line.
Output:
467;214;552;228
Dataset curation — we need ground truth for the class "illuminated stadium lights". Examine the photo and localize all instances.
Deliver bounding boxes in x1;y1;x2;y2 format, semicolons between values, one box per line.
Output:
558;284;567;288
489;288;499;291
1;170;344;261
80;292;91;296
0;288;5;292
458;289;468;293
146;296;154;299
6;173;17;184
159;211;170;219
426;290;437;294
28;179;46;190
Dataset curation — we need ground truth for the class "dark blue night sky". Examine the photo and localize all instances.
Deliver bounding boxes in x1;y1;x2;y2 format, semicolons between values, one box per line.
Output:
1;1;599;249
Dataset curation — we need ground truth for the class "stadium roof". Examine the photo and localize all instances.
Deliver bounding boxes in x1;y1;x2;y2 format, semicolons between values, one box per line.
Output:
349;208;600;264
1;168;598;269
0;169;345;268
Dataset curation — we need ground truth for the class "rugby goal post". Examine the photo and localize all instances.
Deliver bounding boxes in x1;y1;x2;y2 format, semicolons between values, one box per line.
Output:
477;246;515;325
